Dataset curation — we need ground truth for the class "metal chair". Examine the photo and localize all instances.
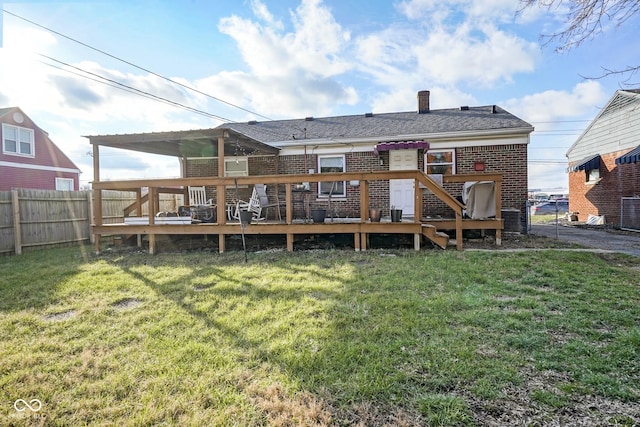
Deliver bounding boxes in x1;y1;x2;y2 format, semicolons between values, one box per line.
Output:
232;184;283;221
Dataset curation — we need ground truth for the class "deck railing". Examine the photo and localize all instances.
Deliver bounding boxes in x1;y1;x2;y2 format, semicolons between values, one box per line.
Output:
91;171;503;253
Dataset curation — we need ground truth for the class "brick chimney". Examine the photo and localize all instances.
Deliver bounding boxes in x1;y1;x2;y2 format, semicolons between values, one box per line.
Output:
418;90;430;114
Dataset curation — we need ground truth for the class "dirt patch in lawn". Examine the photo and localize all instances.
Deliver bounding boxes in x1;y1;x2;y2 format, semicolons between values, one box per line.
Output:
43;309;76;321
110;298;142;310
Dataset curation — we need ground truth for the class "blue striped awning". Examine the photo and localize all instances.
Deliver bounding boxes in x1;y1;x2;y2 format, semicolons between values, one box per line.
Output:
568;154;600;172
615;145;640;165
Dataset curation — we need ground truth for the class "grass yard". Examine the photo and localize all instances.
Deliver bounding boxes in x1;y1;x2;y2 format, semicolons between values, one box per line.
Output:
0;245;639;426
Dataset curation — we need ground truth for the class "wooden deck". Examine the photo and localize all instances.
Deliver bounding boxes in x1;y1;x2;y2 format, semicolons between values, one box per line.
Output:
91;171;505;254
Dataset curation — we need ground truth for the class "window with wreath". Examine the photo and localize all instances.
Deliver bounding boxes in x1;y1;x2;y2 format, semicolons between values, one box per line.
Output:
425;150;455;175
3;123;34;157
318;155;346;197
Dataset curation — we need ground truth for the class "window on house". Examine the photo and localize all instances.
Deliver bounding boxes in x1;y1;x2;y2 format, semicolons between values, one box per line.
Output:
586;168;600;184
224;157;248;177
425;149;455;175
318;155;346;197
224;157;249;188
2;123;34;157
55;177;74;191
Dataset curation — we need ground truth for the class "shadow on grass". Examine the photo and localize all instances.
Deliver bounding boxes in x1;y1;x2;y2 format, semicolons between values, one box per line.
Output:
0;245;92;312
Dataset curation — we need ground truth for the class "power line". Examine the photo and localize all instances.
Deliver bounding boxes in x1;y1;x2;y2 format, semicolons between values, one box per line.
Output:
38;54;233;122
2;8;277;123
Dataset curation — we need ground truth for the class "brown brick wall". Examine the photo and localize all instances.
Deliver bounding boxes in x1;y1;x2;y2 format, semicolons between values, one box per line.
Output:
569;151;640;224
185;145;528;221
423;144;528;223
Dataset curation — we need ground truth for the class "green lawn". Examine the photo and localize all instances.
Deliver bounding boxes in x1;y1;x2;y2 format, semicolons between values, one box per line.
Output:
1;245;638;426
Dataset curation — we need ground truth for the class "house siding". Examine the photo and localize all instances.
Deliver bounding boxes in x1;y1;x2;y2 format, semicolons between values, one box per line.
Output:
1;166;78;191
0;108;80;191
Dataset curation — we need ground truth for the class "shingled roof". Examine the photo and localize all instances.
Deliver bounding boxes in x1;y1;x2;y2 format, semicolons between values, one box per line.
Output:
221;105;533;145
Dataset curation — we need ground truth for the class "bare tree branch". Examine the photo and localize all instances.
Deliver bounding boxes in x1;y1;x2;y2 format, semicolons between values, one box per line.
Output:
519;0;640;81
580;65;640;87
519;0;640;51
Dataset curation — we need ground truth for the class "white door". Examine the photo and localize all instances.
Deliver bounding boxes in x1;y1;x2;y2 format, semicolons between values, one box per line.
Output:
389;150;417;215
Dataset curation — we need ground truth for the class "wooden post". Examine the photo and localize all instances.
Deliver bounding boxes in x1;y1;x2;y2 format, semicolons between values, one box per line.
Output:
217;134;227;251
414;178;423;221
148;187;156;254
285;184;293;224
495;178;502;246
87;191;95;244
219;234;225;253
92;143;102;254
12;189;21;255
360;180;369;220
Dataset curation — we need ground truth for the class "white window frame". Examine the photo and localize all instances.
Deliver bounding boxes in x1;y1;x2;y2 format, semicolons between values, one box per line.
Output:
55;177;74;191
224;157;249;187
425;149;456;175
317;154;346;198
224;157;248;177
2;123;35;157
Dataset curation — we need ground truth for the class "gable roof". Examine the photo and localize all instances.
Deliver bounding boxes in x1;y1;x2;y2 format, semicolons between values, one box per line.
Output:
221;105;533;146
566;89;640;157
0;106;80;171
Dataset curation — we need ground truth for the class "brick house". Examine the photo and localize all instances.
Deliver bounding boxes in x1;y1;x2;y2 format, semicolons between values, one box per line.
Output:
566;89;640;225
187;91;533;224
1;107;81;191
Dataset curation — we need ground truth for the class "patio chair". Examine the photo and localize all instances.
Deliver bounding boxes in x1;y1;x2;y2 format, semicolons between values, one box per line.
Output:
188;186;214;207
233;184;283;221
187;186;215;222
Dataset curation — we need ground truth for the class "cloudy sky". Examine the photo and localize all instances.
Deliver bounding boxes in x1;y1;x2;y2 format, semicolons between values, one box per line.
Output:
1;0;638;190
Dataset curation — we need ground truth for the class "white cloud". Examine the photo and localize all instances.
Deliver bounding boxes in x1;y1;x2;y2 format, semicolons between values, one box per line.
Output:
213;0;358;117
504;80;607;124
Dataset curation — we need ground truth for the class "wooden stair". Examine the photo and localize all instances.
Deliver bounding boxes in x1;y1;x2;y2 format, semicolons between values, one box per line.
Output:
421;224;449;249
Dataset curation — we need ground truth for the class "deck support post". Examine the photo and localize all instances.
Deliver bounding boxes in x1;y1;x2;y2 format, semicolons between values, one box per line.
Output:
286;233;293;251
414;234;421;251
92;143;102;255
354;233;361;251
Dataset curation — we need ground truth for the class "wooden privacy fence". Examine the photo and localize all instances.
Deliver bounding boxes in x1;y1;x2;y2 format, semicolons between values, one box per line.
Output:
0;189;183;255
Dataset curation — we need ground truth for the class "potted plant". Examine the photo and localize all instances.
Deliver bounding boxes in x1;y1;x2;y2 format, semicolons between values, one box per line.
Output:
310;208;326;223
390;206;403;222
239;210;253;226
369;207;381;222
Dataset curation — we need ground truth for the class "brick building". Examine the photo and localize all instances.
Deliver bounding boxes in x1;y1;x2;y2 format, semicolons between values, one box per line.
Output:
183;90;534;224
566;89;640;226
1;107;80;191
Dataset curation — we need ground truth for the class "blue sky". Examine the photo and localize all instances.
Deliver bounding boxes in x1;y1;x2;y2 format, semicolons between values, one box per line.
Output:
1;0;638;190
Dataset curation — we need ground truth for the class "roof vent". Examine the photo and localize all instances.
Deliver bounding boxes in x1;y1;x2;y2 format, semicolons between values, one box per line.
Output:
365;112;373;117
491;105;497;114
248;120;257;125
460;106;469;111
305;116;314;121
